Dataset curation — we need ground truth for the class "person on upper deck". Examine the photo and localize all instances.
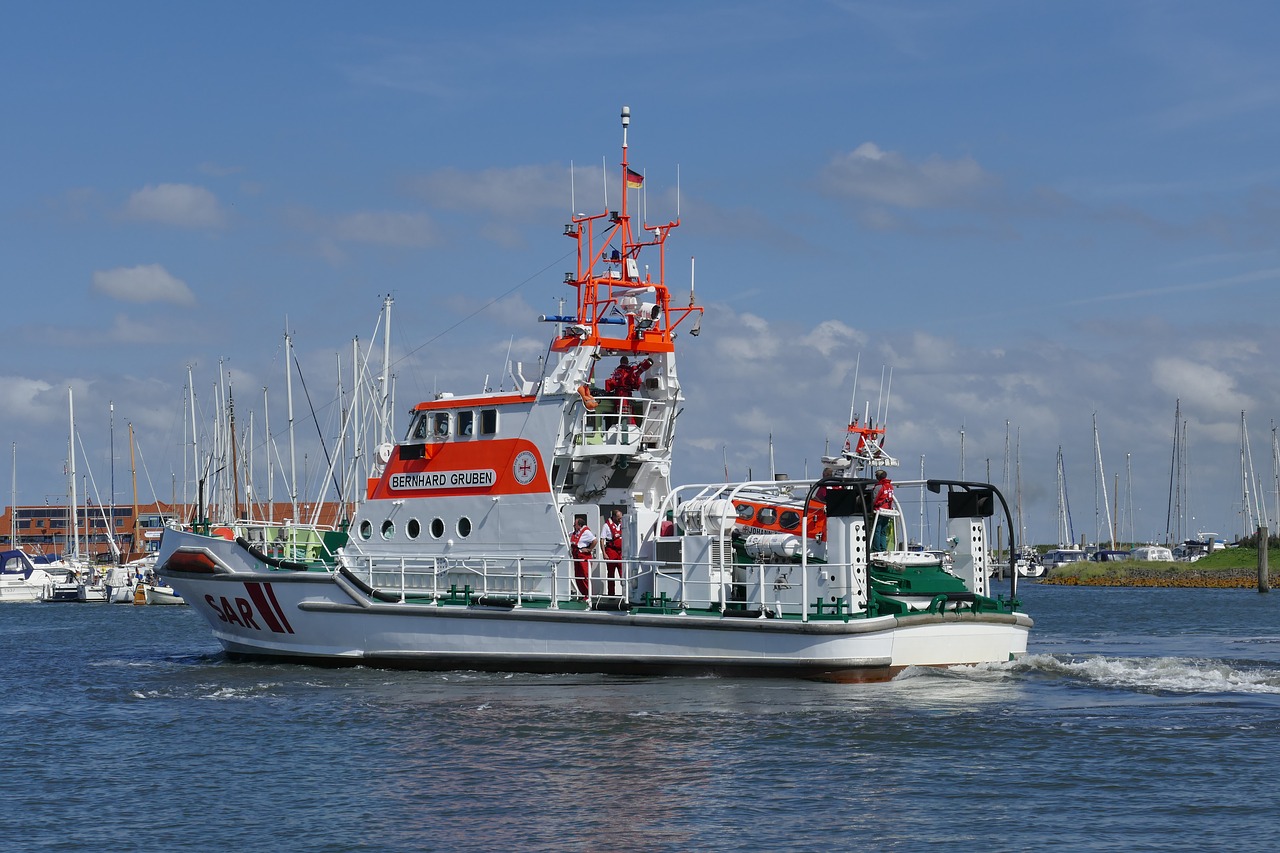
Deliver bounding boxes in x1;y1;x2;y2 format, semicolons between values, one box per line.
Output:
871;469;895;552
605;356;653;426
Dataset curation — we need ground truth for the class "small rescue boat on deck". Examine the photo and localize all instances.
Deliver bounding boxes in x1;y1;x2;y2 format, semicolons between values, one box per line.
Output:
156;106;1031;682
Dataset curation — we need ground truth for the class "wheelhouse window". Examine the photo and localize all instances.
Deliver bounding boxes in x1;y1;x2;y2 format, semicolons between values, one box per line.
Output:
431;412;450;438
457;410;474;437
411;415;430;440
479;409;498;436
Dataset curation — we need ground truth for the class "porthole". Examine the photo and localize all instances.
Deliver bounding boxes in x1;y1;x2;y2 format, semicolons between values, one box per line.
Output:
457;517;472;538
430;518;445;539
757;507;777;525
735;503;755;521
358;520;372;540
381;520;395;540
407;518;421;539
779;510;801;530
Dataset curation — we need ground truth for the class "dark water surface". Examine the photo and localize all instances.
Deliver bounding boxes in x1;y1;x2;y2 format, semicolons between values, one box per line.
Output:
4;583;1279;851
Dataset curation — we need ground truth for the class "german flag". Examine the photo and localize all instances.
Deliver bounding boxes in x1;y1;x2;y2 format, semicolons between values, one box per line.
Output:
626;168;644;189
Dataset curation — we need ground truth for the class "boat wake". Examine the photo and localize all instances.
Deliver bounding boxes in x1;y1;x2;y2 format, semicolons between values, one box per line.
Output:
989;652;1280;695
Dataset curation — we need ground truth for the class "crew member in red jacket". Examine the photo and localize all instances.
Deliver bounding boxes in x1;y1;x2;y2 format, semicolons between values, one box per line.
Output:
871;469;894;552
601;509;625;596
569;515;596;599
605;356;653;426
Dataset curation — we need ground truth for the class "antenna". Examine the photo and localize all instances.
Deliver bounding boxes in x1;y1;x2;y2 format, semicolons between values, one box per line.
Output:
769;433;775;481
500;336;514;391
602;155;608;210
689;256;701;336
883;366;893;431
570;160;576;216
876;365;887;425
848;354;861;425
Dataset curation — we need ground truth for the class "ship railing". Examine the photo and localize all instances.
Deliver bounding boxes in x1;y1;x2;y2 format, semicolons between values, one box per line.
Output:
343;552;665;610
569;396;667;456
341;550;973;618
634;550;844;617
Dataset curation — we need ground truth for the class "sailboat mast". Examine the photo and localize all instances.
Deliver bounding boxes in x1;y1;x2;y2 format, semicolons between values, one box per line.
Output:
380;295;393;449
187;365;199;523
285;331;298;523
1094;412;1113;549
10;442;16;551
129;423;138;561
109;401;115;548
1125;452;1134;547
69;387;79;559
264;386;273;524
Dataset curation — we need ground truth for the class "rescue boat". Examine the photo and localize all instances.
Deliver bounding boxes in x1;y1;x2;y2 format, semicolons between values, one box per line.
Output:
155;106;1032;682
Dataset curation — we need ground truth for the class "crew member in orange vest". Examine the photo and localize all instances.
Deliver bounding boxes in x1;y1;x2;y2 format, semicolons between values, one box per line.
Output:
871;469;894;552
569;515;596;599
605;356;653;426
601;509;624;596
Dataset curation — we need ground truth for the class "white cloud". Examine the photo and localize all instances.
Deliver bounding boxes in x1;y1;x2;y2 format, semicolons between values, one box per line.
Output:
121;183;227;228
1151;357;1251;413
821;142;995;209
92;264;196;306
801;319;862;358
0;376;56;421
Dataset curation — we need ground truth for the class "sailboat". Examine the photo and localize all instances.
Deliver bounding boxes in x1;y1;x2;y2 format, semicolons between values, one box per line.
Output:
1041;446;1084;573
43;389;98;601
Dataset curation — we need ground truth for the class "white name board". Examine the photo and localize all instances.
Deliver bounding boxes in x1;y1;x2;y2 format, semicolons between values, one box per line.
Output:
389;469;496;490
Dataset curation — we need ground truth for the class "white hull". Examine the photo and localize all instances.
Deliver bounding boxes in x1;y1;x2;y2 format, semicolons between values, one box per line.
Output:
1;555;69;603
141;584;185;606
0;580;45;603
106;584;135;603
76;583;108;603
161;532;1029;682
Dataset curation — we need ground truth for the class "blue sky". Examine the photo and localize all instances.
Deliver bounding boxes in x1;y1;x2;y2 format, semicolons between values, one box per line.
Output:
4;1;1280;547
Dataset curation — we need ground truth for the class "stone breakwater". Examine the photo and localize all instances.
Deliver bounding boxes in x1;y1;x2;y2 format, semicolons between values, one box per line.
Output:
1042;568;1262;588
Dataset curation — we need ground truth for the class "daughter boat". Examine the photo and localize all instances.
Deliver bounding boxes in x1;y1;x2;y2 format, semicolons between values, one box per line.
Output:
156;107;1031;682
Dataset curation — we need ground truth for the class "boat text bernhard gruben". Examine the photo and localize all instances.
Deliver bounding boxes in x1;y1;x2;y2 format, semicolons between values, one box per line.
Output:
389;470;496;490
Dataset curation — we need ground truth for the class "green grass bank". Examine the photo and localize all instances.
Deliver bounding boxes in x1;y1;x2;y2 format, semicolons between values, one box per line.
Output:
1039;548;1280;588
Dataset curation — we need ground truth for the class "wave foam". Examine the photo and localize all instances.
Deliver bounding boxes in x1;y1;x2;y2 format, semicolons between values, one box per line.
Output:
1015;652;1280;694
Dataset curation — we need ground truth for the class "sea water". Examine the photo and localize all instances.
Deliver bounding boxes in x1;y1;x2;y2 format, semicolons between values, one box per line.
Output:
2;583;1279;851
